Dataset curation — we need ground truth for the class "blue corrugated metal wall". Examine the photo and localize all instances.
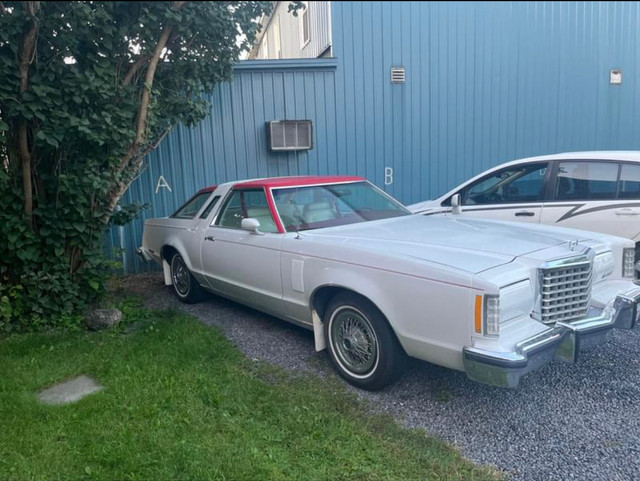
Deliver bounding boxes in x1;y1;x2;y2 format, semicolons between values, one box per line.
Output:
109;1;640;273
331;1;640;204
107;59;339;273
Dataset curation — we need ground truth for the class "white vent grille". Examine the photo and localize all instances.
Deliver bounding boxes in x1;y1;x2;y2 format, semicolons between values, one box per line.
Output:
391;66;406;84
268;120;313;151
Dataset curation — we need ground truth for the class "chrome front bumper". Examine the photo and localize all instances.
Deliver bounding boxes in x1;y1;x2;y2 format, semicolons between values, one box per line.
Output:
463;287;640;388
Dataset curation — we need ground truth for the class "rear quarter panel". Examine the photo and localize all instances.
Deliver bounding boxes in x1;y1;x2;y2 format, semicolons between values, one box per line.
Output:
142;217;203;272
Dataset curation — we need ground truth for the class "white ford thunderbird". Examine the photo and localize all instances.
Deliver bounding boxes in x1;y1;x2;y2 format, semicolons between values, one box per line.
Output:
139;176;640;390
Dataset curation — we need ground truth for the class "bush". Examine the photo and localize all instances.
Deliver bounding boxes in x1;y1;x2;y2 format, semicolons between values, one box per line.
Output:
0;1;274;330
0;164;115;331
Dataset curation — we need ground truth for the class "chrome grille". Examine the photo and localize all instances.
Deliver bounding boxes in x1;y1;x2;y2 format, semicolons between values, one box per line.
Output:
539;259;593;324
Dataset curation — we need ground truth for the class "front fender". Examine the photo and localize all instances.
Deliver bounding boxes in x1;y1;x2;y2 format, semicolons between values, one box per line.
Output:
302;259;477;371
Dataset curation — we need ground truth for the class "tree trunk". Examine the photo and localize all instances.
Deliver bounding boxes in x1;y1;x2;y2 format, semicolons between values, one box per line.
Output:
106;30;176;217
104;1;188;220
18;122;33;219
18;1;40;223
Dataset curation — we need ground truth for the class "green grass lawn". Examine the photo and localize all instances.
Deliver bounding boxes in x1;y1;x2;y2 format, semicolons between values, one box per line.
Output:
0;299;502;481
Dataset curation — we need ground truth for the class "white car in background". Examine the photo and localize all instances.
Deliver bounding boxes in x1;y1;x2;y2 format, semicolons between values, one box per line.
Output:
139;176;640;390
409;151;640;266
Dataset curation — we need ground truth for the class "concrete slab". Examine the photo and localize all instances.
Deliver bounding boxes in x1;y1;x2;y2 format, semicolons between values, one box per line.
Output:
37;375;103;405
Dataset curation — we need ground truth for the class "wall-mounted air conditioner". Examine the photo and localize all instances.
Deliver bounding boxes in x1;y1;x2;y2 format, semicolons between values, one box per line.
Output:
267;120;313;151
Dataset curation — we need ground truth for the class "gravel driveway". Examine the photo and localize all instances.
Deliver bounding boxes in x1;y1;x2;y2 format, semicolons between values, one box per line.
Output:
122;273;640;481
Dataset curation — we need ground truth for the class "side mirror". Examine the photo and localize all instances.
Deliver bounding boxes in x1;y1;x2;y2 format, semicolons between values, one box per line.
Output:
241;217;264;235
451;193;462;215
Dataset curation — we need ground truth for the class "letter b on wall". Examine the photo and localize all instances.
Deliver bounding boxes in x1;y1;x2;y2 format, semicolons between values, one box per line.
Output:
384;167;394;185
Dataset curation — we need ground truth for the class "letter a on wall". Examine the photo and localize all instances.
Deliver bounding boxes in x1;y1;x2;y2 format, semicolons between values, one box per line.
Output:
156;175;172;194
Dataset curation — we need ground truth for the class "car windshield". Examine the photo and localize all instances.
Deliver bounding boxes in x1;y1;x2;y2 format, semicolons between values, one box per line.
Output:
272;181;410;232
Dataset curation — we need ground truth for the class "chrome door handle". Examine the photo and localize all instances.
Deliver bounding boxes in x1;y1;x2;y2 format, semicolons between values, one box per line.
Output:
515;211;535;217
615;208;640;216
204;236;216;242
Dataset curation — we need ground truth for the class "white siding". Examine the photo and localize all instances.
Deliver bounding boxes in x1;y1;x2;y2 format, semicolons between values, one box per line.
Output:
252;1;332;59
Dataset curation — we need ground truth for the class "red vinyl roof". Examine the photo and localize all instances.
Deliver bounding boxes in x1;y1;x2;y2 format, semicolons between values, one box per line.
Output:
197;185;218;194
234;176;365;189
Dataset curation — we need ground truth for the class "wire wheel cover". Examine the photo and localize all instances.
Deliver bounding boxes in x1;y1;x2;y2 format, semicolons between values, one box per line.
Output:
172;256;190;296
331;308;378;374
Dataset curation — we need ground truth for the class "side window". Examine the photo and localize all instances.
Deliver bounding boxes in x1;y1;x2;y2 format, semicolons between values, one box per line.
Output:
299;1;310;48
554;162;619;201
215;190;279;233
619;164;640;199
200;196;220;219
459;163;548;205
171;192;210;219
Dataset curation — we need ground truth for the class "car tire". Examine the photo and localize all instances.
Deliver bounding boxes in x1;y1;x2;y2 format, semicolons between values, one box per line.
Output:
324;293;407;391
170;253;205;304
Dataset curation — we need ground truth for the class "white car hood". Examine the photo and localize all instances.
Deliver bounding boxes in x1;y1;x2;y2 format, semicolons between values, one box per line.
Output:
306;214;593;274
407;199;442;214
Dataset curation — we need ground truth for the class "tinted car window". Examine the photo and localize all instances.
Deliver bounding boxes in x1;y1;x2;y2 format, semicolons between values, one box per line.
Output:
171;192;210;219
215;189;279;233
200;196;220;219
554;162;619;201
619;164;640;199
459;163;548;205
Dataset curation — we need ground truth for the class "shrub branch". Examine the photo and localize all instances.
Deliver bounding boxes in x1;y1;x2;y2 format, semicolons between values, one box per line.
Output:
18;1;40;224
107;1;187;217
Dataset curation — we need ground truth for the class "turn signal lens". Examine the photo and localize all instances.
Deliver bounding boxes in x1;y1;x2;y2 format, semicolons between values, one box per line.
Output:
484;295;500;337
623;248;636;278
475;296;483;333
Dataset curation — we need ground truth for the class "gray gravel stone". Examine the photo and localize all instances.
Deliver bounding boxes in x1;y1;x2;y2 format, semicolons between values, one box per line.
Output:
122;272;640;481
38;375;103;405
85;308;122;330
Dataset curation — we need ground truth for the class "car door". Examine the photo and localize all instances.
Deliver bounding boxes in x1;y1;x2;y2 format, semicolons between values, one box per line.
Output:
200;188;285;315
449;162;550;222
540;160;640;240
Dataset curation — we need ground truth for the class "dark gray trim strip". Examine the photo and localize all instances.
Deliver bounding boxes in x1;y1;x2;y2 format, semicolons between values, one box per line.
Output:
550;202;640;222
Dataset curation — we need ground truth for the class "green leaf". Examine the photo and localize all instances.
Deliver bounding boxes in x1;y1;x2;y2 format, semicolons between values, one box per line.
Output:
44;136;59;148
0;0;276;331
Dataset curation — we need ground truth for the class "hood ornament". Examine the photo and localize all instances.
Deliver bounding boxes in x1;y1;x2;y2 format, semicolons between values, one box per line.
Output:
568;239;579;251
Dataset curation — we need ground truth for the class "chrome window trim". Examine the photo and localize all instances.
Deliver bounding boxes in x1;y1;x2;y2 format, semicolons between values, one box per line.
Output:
210;188;237;227
199;195;221;220
271;180;363;191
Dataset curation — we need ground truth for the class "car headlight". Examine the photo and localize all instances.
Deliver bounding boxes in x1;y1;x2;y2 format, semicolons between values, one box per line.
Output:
623;248;636;278
593;251;615;283
484;295;500;337
475;294;500;337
